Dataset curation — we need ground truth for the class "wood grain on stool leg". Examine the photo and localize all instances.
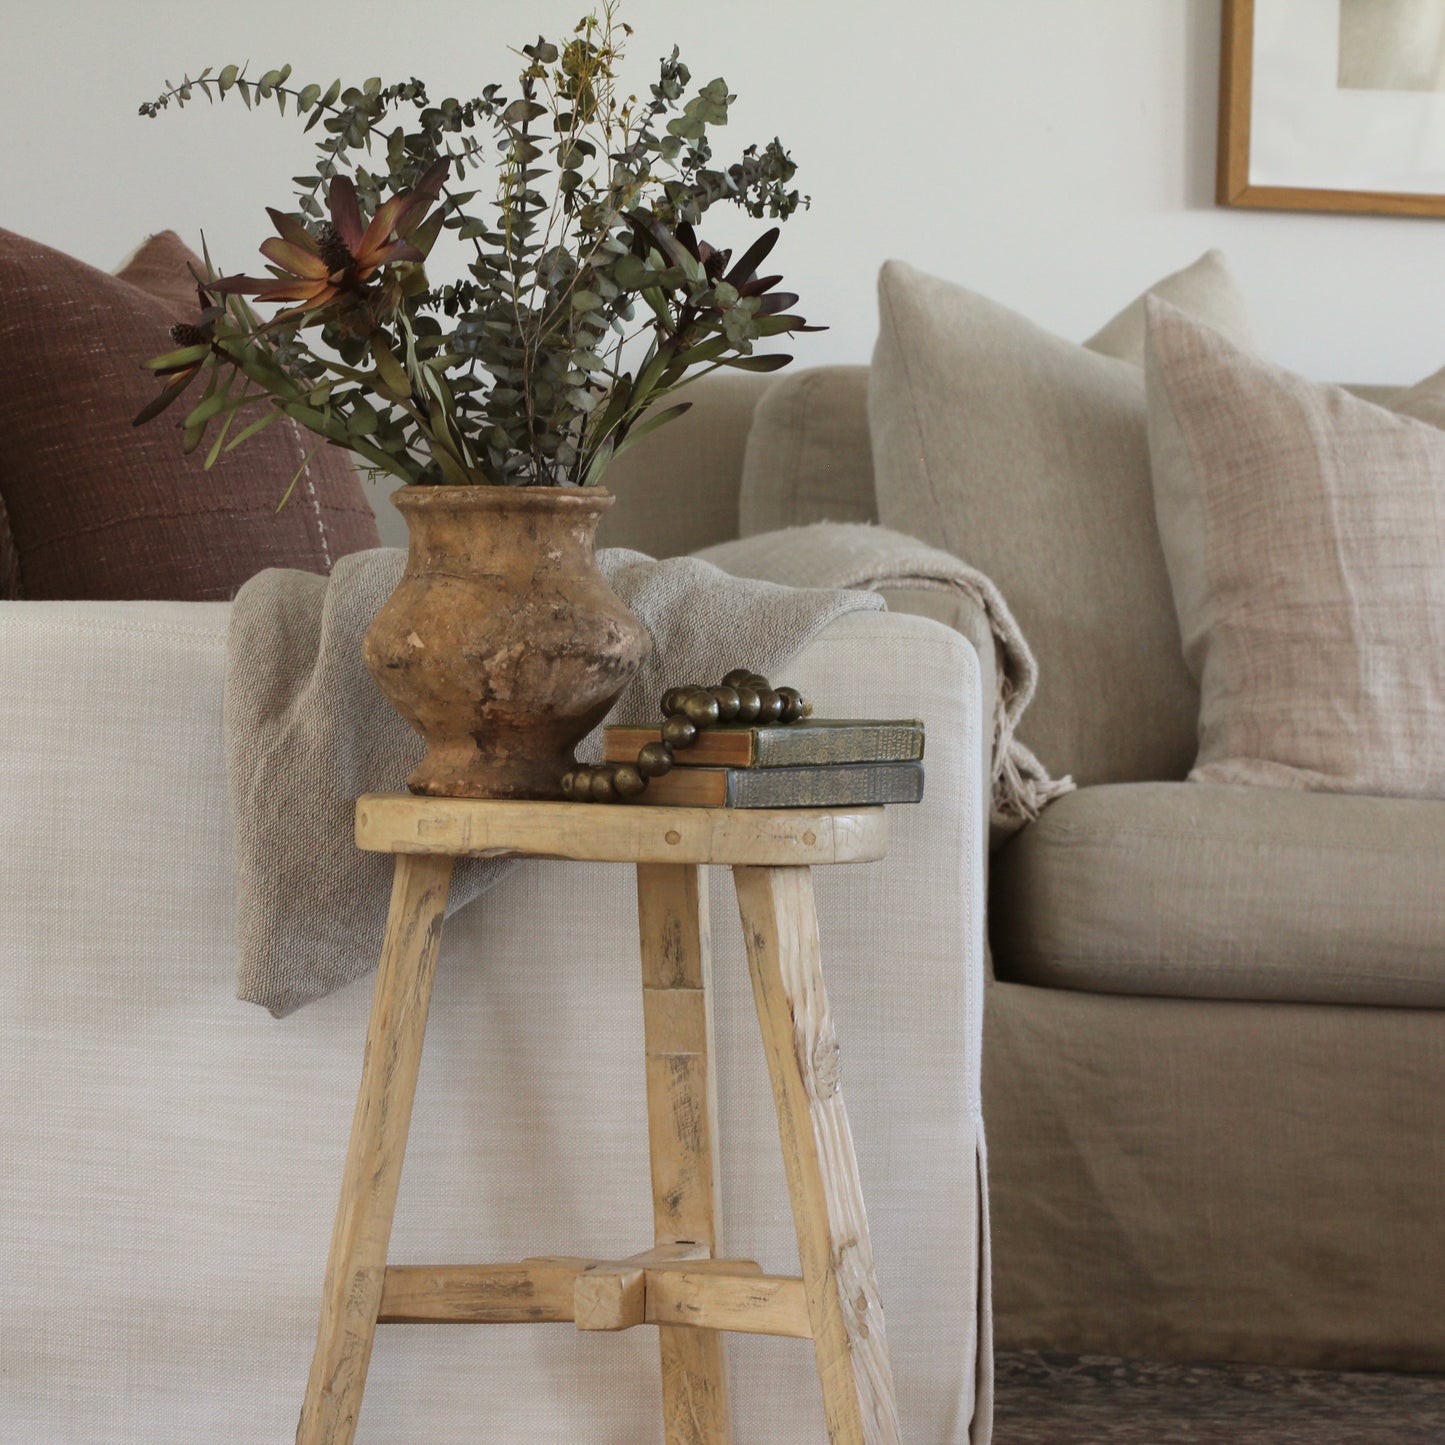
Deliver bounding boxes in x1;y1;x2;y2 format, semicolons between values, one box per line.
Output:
733;865;901;1445
636;862;732;1445
296;852;455;1445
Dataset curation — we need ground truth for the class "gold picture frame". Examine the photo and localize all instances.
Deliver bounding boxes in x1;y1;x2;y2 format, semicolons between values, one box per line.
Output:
1218;0;1445;218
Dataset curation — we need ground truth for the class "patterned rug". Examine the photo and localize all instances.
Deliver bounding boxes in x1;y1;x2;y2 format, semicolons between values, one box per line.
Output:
994;1350;1445;1443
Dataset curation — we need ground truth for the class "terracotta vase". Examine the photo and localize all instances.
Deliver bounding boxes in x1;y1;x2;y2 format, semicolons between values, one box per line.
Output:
363;485;650;799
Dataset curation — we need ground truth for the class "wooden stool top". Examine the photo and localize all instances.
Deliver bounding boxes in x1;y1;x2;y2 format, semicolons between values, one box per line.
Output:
355;794;888;866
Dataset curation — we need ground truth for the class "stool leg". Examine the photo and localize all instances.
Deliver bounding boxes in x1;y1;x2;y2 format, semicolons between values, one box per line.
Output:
296;852;455;1445
733;865;901;1445
636;863;732;1445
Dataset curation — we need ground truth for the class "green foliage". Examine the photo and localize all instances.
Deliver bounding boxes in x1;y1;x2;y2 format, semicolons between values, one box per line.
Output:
135;5;818;488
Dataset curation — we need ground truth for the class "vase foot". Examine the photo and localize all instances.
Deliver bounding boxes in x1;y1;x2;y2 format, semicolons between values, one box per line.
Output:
405;735;573;800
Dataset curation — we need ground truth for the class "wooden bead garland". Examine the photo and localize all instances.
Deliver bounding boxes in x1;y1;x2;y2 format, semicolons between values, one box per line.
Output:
561;669;813;804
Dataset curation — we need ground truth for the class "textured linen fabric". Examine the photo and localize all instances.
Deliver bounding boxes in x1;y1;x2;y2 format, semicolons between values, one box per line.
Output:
869;251;1257;789
226;546;887;1016
0;487;17;600
0;228;378;599
111;228;211;314
990;782;1445;1007
984;977;1445;1372
0;599;989;1445
699;521;1073;838
1145;299;1445;796
738;366;879;537
718;369;1397;558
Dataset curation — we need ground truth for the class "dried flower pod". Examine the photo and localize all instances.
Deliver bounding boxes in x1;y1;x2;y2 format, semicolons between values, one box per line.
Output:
636;741;674;777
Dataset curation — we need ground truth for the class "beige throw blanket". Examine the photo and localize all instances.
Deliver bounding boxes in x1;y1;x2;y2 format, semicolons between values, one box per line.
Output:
226;523;1066;1016
700;523;1074;836
227;547;883;1016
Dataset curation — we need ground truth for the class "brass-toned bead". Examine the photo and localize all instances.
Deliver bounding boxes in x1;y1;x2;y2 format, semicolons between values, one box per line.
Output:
734;687;761;724
710;685;741;721
612;763;646;798
589;768;617;803
637;741;674;777
569;767;593;798
661;714;698;750
682;691;721;728
721;668;755;688
560;770;576;798
661;687;688;716
776;686;807;723
756;689;785;724
745;673;770;693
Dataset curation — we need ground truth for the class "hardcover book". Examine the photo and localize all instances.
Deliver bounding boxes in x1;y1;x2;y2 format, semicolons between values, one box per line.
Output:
604;718;925;769
635;761;925;809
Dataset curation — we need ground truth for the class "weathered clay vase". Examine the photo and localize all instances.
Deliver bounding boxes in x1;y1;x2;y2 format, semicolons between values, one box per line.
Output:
363;485;650;799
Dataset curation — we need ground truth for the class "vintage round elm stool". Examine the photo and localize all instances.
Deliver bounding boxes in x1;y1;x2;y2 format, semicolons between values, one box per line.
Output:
296;794;903;1445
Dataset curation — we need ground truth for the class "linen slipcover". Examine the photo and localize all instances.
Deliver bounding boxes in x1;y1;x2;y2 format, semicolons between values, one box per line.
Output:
984;977;1445;1372
0;599;991;1445
703;355;1445;1370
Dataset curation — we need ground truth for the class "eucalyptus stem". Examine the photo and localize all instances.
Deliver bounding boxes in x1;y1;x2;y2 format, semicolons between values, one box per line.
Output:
134;9;814;490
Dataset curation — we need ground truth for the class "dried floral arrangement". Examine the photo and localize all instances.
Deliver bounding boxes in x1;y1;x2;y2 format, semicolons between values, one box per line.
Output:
135;5;818;491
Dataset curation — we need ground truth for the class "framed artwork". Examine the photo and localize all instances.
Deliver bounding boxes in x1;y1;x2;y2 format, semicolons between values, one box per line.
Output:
1219;0;1445;216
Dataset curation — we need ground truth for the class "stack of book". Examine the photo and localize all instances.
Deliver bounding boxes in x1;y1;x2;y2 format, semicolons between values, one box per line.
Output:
602;718;926;808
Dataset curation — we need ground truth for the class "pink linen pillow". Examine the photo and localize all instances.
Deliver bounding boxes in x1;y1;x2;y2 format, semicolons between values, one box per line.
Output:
1145;297;1445;797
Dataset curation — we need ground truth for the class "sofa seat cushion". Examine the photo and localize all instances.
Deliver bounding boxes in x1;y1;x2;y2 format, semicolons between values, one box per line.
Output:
991;782;1445;1007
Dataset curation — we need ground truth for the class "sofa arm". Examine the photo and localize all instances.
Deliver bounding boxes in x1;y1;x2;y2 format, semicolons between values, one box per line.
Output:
874;584;998;820
0;601;990;1445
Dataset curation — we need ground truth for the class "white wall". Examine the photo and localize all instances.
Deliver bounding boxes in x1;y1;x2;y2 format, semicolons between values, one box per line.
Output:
6;0;1445;384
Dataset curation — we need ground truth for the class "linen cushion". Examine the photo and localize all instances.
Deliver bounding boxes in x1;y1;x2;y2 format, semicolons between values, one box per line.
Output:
596;372;771;558
869;250;1257;788
738;365;879;536
990;781;1445;1007
1146;299;1445;797
0;228;379;600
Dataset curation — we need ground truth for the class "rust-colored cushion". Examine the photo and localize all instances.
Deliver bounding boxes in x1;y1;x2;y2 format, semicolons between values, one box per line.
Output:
0;228;379;600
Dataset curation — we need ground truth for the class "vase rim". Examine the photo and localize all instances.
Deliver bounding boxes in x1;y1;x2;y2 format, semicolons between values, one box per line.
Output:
391;483;614;513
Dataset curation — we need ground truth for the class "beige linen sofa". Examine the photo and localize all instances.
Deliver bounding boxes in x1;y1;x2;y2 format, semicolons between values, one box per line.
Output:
601;367;1445;1373
0;592;990;1441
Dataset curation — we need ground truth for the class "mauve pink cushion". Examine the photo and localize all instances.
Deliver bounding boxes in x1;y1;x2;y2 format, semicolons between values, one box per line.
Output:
0;227;379;600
